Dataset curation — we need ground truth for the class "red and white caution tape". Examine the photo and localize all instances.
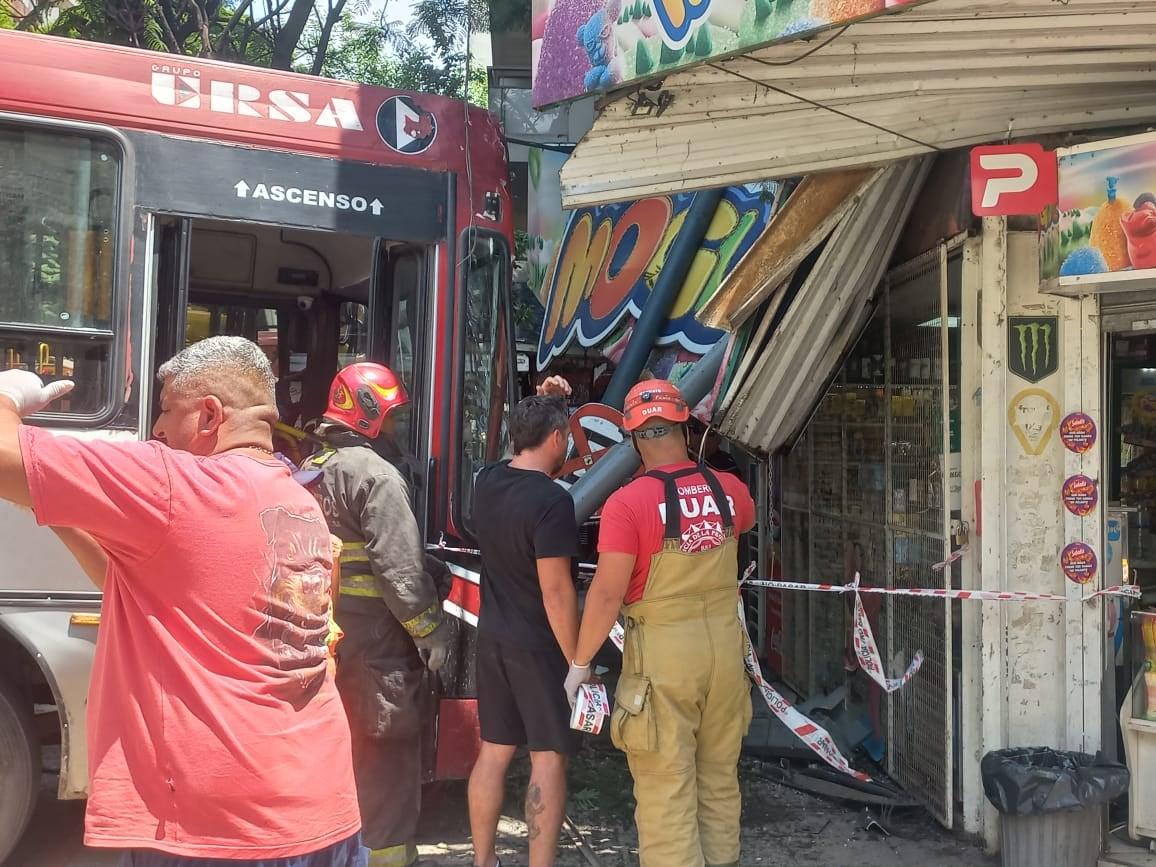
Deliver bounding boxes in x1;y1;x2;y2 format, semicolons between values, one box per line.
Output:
932;545;969;571
851;589;923;694
737;596;872;781
570;683;611;735
744;575;1140;604
602;591;871;782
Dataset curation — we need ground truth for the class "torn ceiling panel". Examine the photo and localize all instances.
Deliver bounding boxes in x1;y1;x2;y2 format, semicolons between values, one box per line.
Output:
717;157;933;454
698;168;878;331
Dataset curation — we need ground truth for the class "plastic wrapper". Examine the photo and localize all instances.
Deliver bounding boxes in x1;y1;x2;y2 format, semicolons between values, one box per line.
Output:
981;747;1129;816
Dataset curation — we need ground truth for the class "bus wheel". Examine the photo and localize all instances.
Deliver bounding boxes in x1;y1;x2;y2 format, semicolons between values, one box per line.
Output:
0;680;38;864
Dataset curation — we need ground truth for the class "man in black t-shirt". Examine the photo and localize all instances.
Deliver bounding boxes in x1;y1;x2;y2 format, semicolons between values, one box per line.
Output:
468;383;579;867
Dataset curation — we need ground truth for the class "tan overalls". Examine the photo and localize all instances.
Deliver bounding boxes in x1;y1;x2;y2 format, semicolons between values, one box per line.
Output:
610;466;753;867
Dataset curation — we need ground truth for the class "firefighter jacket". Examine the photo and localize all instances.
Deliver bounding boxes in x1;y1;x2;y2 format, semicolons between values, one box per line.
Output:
303;431;443;641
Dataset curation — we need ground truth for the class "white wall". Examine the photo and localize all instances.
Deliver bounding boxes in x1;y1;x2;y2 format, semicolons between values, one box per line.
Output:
961;222;1103;849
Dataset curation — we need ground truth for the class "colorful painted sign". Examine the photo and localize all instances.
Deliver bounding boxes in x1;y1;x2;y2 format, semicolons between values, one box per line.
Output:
1041;131;1156;291
1059;412;1097;454
1061;542;1098;585
531;0;928;108
1061;475;1098;518
1007;316;1059;384
537;183;780;369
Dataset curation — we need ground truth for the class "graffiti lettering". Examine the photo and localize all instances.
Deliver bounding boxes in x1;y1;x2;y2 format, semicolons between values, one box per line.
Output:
654;0;712;49
542;213;611;346
537;185;776;369
590;198;672;320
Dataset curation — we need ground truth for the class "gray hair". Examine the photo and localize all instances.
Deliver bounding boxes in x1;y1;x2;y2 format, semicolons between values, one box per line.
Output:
157;336;276;405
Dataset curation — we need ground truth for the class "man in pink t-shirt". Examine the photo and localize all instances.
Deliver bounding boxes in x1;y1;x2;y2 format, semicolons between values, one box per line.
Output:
0;337;364;867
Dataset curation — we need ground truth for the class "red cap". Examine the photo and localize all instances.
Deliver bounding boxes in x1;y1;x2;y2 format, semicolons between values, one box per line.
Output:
622;379;689;432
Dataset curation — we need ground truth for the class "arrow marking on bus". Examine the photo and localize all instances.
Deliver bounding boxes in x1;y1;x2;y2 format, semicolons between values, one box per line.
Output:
231;179;382;216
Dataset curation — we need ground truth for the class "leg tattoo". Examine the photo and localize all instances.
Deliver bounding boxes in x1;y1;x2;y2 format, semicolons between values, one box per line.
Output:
525;782;544;842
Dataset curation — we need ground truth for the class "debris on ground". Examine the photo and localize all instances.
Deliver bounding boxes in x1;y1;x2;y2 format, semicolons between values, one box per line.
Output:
416;741;994;866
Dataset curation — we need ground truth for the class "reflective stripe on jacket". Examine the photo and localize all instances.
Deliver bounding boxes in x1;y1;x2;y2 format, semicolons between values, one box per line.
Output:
303;435;441;638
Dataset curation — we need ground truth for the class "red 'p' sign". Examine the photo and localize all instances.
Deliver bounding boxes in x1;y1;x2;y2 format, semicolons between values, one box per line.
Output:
971;144;1058;217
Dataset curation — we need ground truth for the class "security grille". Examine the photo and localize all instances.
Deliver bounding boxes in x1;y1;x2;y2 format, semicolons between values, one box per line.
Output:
777;245;958;827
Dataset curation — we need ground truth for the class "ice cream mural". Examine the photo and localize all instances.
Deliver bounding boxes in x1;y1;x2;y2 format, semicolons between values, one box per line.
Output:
1041;132;1156;287
536;182;785;414
531;0;927;107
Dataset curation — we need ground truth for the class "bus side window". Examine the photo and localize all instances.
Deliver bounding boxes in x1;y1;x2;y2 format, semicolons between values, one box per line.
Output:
0;124;122;420
457;231;514;535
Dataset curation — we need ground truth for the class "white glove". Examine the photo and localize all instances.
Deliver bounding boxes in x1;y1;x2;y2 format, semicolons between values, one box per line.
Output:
563;661;592;706
0;370;73;417
413;620;452;674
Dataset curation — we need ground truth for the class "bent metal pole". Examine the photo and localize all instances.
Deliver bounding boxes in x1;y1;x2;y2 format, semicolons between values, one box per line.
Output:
570;336;729;524
599;186;728;411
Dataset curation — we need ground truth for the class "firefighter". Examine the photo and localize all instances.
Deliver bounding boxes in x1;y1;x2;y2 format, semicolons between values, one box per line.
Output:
297;362;451;867
565;379;756;867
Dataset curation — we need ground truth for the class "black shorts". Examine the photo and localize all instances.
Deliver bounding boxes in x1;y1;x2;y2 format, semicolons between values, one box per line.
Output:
476;636;580;755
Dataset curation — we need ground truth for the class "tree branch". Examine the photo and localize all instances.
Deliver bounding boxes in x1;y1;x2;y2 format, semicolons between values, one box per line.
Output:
213;0;256;55
153;0;185;52
189;0;213;56
269;0;312;69
13;0;63;31
309;0;346;75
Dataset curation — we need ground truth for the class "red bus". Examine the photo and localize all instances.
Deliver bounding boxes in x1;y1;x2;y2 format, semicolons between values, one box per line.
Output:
0;29;515;859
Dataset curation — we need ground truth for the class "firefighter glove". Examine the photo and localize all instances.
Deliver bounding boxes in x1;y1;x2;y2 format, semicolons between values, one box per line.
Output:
0;370;73;417
413;619;452;673
564;661;592;706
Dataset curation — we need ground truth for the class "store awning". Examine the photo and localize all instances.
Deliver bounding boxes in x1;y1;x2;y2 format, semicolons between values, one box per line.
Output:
560;0;1156;208
717;157;931;453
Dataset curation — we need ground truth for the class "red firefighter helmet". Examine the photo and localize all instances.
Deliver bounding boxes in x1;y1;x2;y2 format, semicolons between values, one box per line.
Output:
324;362;408;439
622;379;690;432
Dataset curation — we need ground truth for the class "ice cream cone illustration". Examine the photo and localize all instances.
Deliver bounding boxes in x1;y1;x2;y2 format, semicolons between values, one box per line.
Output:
1091;176;1131;271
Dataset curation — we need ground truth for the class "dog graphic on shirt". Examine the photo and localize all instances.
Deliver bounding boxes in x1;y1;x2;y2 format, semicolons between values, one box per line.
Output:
254;507;332;685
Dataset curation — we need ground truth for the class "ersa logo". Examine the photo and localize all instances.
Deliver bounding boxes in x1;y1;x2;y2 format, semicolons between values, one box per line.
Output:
377;95;437;155
970;144;1058;217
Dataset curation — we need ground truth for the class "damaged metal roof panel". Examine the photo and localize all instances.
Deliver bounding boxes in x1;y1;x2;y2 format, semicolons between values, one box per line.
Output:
560;0;1156;208
699;168;878;331
717;157;932;453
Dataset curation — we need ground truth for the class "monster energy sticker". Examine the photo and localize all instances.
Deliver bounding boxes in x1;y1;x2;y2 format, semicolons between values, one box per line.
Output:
1008;316;1059;384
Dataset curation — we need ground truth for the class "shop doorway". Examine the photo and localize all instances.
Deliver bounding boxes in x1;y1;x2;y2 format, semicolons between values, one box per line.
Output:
1100;315;1156;760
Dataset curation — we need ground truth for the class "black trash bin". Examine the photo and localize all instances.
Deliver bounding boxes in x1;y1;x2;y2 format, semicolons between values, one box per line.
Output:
981;747;1130;867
